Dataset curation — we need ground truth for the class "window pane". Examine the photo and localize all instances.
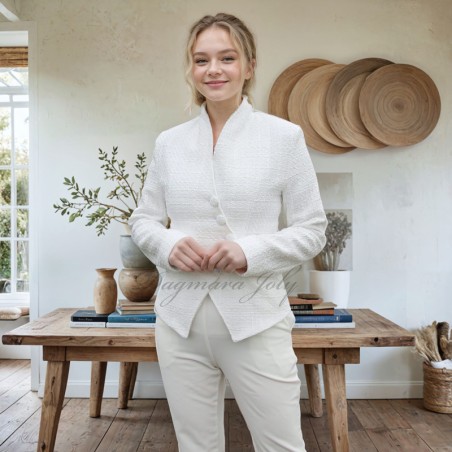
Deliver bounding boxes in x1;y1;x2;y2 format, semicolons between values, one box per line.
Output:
0;169;11;205
16;208;28;237
14;107;29;164
0;240;11;280
16;169;28;206
17;240;29;292
13;95;29;102
0;70;21;87
0;106;11;165
0;95;10;102
0;208;11;237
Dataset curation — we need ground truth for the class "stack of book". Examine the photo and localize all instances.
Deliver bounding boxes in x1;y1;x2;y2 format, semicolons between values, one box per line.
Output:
288;293;355;328
70;297;157;328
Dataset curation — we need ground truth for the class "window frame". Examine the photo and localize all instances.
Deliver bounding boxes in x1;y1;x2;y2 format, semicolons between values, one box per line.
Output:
0;23;36;311
0;88;30;302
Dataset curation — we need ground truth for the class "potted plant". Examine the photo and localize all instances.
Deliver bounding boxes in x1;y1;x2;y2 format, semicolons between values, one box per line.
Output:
53;146;161;269
309;211;352;308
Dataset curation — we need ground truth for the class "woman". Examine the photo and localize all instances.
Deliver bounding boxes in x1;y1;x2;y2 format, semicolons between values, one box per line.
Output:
130;12;327;452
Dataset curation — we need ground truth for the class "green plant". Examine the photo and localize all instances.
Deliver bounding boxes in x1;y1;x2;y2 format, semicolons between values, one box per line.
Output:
314;211;352;271
54;147;147;236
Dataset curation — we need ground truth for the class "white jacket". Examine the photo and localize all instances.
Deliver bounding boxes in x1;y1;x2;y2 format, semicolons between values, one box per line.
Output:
129;96;327;342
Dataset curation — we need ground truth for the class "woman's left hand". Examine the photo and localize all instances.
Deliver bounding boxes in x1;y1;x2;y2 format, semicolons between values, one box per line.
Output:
202;240;247;273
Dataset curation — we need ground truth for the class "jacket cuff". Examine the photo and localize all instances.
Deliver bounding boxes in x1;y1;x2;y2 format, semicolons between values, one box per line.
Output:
156;230;188;271
233;235;264;277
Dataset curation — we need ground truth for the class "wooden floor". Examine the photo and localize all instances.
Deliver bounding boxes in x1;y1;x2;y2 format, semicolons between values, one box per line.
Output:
1;360;451;451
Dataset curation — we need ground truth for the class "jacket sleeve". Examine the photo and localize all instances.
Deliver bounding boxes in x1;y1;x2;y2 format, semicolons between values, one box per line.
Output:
129;134;187;271
233;127;327;277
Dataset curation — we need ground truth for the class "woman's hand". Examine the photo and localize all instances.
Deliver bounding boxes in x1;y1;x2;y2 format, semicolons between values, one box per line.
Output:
201;240;247;273
168;237;207;272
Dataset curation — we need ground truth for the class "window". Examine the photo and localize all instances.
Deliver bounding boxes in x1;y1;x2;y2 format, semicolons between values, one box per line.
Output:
0;50;29;300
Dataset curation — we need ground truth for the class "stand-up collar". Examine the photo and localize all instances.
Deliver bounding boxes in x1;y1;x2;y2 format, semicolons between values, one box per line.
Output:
199;96;254;145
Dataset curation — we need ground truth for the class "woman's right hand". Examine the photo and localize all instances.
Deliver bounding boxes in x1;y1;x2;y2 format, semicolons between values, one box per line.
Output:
168;237;207;272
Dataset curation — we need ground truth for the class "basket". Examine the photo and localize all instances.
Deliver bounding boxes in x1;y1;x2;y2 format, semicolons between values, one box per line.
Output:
423;362;452;413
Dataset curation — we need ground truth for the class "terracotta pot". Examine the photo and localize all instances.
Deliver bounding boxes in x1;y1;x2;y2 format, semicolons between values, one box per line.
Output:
118;268;159;302
93;268;117;314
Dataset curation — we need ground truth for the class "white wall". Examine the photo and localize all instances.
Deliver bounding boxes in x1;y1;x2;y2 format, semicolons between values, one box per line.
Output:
9;0;452;398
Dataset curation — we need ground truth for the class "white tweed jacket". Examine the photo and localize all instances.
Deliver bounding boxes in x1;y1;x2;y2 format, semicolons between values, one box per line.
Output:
129;96;327;342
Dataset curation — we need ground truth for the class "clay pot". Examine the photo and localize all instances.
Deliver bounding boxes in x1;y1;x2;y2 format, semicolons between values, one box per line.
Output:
93;268;118;314
118;268;159;302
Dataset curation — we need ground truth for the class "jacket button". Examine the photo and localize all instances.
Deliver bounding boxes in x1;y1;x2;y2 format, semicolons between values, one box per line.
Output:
216;215;226;226
210;196;219;207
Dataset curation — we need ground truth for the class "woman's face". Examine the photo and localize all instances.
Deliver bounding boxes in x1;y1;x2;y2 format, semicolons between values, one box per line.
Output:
191;26;253;108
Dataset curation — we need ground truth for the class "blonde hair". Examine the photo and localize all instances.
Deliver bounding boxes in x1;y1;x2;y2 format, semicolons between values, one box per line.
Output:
184;13;257;109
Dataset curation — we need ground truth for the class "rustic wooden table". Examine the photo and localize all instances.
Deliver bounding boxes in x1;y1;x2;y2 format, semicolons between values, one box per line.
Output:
2;308;414;452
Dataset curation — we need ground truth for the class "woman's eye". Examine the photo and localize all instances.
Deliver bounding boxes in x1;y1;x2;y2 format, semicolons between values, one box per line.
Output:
195;59;207;64
223;56;235;62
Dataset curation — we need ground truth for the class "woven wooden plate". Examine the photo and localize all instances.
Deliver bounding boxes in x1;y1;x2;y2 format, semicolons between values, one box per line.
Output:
305;64;354;148
268;58;332;120
326;58;393;149
288;64;355;154
359;64;441;146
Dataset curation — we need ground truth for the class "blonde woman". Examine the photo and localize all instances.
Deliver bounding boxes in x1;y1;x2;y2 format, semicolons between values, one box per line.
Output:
130;12;327;452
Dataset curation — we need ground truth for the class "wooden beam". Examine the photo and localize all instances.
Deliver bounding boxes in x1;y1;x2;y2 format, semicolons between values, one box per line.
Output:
0;1;20;22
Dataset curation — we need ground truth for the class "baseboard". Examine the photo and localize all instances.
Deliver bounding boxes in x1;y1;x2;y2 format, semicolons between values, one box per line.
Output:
38;379;424;399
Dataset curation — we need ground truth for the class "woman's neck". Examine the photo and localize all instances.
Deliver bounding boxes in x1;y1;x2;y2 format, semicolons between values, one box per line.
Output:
205;96;243;130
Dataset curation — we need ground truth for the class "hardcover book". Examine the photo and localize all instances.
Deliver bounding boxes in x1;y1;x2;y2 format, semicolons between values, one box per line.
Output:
116;307;154;315
71;310;109;322
107;312;157;323
106;322;156;328
294;309;353;323
70;321;106;328
293;322;356;329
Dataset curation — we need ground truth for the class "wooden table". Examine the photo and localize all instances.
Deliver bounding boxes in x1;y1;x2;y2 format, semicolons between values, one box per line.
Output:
2;308;414;452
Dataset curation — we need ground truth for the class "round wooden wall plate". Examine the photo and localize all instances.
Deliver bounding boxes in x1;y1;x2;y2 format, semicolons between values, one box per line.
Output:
326;58;393;149
359;64;441;147
268;58;332;120
305;64;354;148
288;64;355;154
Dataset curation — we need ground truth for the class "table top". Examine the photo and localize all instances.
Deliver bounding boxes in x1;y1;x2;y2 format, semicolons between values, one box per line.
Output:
2;308;414;349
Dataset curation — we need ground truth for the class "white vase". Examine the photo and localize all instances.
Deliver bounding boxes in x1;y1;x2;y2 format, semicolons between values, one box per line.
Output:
309;270;351;309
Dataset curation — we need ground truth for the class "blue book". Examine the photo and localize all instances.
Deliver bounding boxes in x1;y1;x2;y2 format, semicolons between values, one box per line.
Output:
294;309;353;323
107;312;157;323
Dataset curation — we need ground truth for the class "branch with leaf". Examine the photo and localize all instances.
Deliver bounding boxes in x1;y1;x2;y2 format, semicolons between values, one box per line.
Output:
53;147;148;236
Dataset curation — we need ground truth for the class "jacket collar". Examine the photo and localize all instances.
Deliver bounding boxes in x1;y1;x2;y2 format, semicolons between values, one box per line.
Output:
199;96;254;146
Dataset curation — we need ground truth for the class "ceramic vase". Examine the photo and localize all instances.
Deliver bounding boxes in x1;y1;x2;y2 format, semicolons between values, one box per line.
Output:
120;235;154;269
118;268;159;302
309;270;351;309
93;268;118;314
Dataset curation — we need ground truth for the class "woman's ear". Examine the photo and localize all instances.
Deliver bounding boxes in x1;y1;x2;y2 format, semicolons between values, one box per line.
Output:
245;58;256;80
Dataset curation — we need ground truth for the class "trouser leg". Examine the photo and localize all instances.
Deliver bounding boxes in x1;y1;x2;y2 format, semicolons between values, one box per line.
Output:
155;307;226;452
211;310;306;452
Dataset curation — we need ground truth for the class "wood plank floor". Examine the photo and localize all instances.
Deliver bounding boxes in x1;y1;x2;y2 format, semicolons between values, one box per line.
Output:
1;360;451;451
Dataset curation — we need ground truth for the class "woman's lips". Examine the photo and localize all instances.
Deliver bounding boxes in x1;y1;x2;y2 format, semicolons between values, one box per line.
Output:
206;81;227;87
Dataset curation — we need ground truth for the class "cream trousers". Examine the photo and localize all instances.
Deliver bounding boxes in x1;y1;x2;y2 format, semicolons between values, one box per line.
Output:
155;294;306;452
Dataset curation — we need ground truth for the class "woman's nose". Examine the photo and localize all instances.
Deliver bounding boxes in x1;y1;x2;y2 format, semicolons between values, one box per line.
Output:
207;60;222;75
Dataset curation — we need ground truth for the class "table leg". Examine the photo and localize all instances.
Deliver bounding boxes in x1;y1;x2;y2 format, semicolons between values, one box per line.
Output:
38;360;70;452
304;364;323;417
89;362;107;418
118;362;136;409
128;362;138;400
322;364;349;452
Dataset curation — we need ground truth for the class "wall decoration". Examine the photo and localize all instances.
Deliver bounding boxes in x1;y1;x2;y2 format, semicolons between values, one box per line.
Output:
269;58;441;153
